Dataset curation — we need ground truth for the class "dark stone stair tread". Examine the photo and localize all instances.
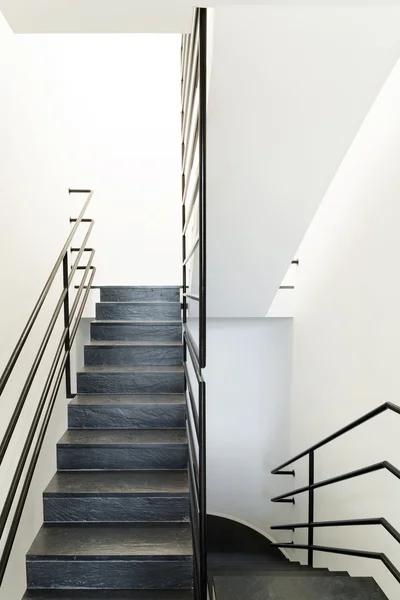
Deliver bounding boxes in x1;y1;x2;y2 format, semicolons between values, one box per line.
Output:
23;591;193;599
211;570;349;577
58;429;187;447
93;320;182;325
101;286;181;289
97;302;181;305
44;471;189;496
27;524;192;560
212;575;388;600
79;366;184;373
86;341;183;347
70;394;185;406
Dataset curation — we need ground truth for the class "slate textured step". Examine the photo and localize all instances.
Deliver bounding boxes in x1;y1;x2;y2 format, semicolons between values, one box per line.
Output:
26;524;193;590
77;366;185;395
43;470;189;523
84;342;183;367
100;286;181;303
91;321;182;342
23;591;193;599
57;429;188;470
211;570;349;578
212;575;389;600
96;302;181;321
68;395;186;429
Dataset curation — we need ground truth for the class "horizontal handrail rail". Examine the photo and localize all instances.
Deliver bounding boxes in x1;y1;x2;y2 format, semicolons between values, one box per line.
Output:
183;362;199;437
0;190;93;396
184;293;200;301
183;236;199;266
271;460;400;502
184;327;203;382
182;179;199;232
270;543;400;584
272;402;400;473
271;517;400;544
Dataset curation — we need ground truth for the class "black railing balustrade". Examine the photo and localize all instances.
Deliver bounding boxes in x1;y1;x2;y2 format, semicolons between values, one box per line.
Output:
0;189;96;584
181;8;207;600
270;401;400;585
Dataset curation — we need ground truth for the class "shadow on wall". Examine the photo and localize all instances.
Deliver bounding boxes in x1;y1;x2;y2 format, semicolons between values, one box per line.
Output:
207;514;285;558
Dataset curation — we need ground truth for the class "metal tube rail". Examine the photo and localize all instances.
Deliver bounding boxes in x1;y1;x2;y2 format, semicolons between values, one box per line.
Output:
183;362;200;437
0;243;95;464
0;267;96;584
0;191;93;395
0;251;95;537
272;402;400;473
271;461;400;503
271;517;400;544
269;543;400;585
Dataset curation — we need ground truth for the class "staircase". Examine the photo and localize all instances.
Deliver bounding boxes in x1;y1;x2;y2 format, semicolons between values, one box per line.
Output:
15;284;391;600
22;285;193;598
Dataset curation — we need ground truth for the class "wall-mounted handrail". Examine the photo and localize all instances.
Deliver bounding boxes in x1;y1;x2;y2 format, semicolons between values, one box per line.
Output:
271;460;400;503
271;517;400;544
272;401;400;473
0;190;96;585
271;543;400;584
0;191;93;396
271;400;400;581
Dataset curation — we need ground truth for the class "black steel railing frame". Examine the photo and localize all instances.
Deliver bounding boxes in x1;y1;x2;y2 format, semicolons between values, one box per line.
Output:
0;189;96;584
181;8;207;600
270;401;400;585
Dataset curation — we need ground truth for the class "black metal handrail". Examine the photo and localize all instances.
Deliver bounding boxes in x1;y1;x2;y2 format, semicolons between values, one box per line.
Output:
0;189;96;584
270;401;400;584
181;8;207;600
271;518;400;544
272;402;400;474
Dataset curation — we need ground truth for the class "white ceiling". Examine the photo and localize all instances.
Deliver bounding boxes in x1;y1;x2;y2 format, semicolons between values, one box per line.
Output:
0;1;194;33
3;0;400;34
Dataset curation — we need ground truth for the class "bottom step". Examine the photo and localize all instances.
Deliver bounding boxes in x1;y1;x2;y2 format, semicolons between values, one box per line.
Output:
213;575;388;600
23;593;193;600
26;524;193;590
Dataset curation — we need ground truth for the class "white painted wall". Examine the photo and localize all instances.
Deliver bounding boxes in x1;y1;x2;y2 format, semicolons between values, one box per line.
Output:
206;318;292;535
207;5;400;317
59;34;182;286
0;15;71;600
282;56;400;600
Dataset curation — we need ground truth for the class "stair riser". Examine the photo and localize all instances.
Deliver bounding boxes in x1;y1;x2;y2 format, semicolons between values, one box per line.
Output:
96;303;181;321
84;345;183;366
91;323;182;342
43;497;190;523
57;447;188;470
27;560;192;589
68;405;186;429
101;287;180;303
77;372;185;395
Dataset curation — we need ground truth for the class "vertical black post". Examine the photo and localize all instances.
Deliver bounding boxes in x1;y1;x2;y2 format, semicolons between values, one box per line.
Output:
198;7;207;369
308;450;315;566
182;174;187;328
62;252;73;398
199;379;207;600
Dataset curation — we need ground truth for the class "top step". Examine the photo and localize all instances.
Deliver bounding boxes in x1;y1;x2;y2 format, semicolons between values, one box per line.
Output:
100;287;181;303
